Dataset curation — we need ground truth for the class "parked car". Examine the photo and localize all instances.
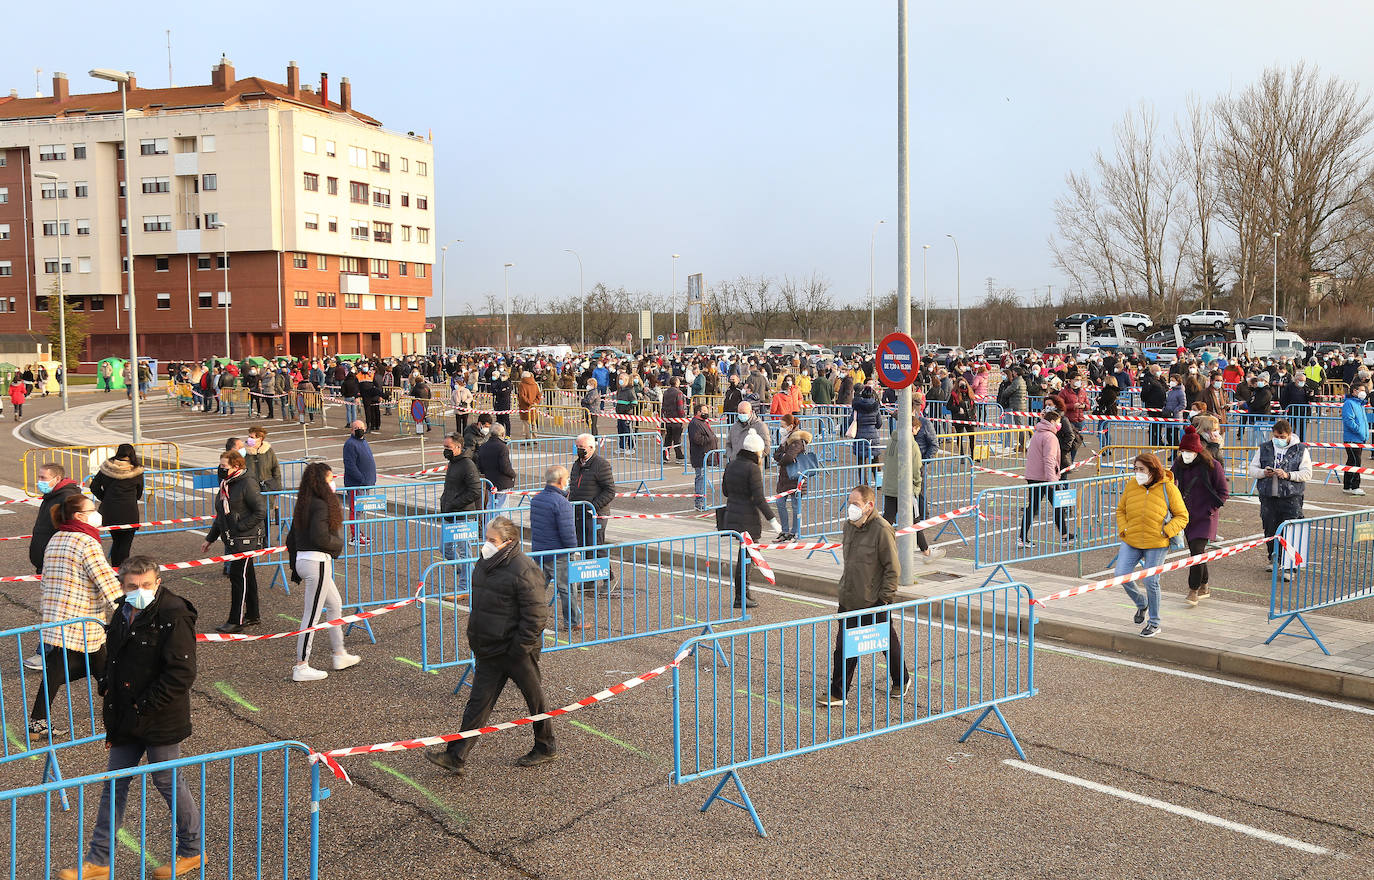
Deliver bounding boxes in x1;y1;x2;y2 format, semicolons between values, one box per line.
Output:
1312;341;1344;358
1010;347;1034;361
588;346;631;360
1088;333;1140;349
1177;309;1232;330
1236;314;1288;332
1143;329;1176;344
1246;330;1306;360
1185;333;1228;351
833;344;867;361
1115;312;1154;333
1142;345;1178;364
1053;312;1096;329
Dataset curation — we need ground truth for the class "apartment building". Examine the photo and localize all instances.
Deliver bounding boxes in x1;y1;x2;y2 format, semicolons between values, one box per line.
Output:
0;58;435;363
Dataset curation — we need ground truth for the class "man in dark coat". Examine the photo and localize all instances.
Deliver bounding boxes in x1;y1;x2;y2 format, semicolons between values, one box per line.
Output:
660;376;688;464
476;424;517;508
569;433;616;593
530;466;583;630
426;517;556;776
462;413;493;457
441;431;484;577
687;403;718;511
721;432;779;609
59;556;202;880
28;462;83;573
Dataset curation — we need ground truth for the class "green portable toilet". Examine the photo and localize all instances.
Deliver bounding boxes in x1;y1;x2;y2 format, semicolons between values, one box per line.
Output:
0;363;16;393
242;356;268;369
96;356;128;390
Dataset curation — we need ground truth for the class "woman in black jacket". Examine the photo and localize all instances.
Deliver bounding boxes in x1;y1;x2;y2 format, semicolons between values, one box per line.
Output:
202;451;267;633
722;432;780;609
89;443;144;566
477;424;518;508
286;462;357;681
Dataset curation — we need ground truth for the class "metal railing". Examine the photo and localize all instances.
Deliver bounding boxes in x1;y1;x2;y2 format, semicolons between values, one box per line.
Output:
974;473;1130;574
1268;509;1374;655
23;444;180;497
507;434;663;493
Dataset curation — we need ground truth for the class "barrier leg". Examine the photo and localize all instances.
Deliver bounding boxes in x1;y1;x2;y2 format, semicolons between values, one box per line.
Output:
343;613;377;644
958;704;1027;760
452;663;473;695
933;519;968;546
1264;613;1331;656
978;564;1014;589
694;623;730;667
700;769;766;837
267;560;292;594
42;752;72;812
804;547;841;564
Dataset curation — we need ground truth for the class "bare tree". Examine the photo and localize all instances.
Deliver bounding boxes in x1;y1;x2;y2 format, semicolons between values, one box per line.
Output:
735;275;786;342
778;273;834;340
1177;94;1222;308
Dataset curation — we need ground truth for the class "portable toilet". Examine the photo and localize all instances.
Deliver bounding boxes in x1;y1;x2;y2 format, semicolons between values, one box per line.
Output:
36;360;62;393
96;356;128;390
0;363;16;393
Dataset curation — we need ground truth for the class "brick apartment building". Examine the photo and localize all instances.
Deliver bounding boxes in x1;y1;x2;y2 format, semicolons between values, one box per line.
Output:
0;58;435;364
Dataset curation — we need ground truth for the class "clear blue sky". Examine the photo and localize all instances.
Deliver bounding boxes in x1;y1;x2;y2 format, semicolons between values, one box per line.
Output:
7;0;1374;315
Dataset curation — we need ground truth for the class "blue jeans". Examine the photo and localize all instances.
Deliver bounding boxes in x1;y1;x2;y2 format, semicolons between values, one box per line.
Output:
86;742;201;866
776;492;799;536
617;419;633;450
343;397;358;426
441;534;473;596
693;466;707;510
1114;542;1167;626
542;557;581;627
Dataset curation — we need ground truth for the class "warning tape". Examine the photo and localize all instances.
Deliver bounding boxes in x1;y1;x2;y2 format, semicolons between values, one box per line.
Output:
0;514;216;542
198;586;429;642
1313;461;1374;476
970;452;1099;482
738;533;777;584
741;505;982;553
0;546;284;582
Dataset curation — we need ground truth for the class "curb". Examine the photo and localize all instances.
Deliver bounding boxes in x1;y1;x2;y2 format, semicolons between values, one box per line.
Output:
28;400;132;448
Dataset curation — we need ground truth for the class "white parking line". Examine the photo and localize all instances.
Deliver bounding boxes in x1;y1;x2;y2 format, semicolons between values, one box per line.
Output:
1002;759;1332;855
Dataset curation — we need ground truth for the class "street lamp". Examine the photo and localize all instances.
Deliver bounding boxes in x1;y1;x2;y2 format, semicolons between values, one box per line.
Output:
503;262;514;352
34;172;69;411
1272;230;1281;324
217;221;231;359
671;254;680;350
922;243;931;350
946;233;962;349
90;68;139;440
440;239;462;356
869;219;885;351
563;249;583;351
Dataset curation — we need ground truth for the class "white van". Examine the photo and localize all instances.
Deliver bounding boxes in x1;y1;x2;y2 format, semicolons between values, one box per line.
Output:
708;345;739;359
1246;330;1306;360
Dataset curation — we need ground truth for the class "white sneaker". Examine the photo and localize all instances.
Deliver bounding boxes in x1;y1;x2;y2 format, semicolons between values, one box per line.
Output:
921;548;947;563
1352;488;1366;496
292;665;328;682
331;653;361;671
23;652;44;671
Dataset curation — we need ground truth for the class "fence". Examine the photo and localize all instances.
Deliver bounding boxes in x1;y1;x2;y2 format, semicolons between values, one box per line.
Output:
418;531;751;682
23;443;181;497
135;459;310;538
507;433;664;493
0;740;327;880
531;404;599;437
974;473;1130;578
1268;509;1374;655
397;395;447;436
1097;445;1258;496
935;428;1031;472
701;439;871;509
670;582;1036;835
796;455;973;544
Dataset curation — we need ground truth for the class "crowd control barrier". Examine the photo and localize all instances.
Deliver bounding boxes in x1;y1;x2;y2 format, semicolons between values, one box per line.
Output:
1097;445;1257;496
507;434;664;493
22;443;180;497
135;459;309;538
418;531;751;684
671;582;1036;835
1268;509;1374;654
0;740;328;880
532;404;599;437
974;473;1129;580
702;439;871;509
935;428;1030;472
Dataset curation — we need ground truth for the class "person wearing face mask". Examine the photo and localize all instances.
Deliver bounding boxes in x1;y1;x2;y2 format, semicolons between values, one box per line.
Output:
28;494;123;738
848;384;884;463
1279;366;1310;441
1114;453;1188;637
490;365;513;435
817;485;910;706
1017;408;1074;547
243;425;281;495
569;434;617;595
661;376;688;464
426;517;557;777
1244;374;1274;448
1057;375;1088;447
28;462;85;577
284;463;359;681
477;423;518;508
203;451;267;634
1162;375;1187;446
56;556;202;880
342;420;377;546
530;466;584;632
688;404;718;511
1139;366;1166;445
89;444;145;568
1171;428;1230;605
463;412;494;457
722;431;780;609
769;374;800;417
579;381;602;436
725;401;770;466
1200;376;1229;442
1247;419;1312;581
1340;381;1370;495
613;374;641;454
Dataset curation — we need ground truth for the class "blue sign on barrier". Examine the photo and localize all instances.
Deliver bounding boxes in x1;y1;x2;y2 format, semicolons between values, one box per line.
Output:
1052;489;1077;508
353;494;387;512
569;558;611;583
843;623;889;658
443;521;479;543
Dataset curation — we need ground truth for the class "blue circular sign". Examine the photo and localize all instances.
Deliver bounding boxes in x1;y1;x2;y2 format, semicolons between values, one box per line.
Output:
875;331;919;389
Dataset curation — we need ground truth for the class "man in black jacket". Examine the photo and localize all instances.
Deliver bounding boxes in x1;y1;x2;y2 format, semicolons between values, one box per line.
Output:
426;517;555;776
1139;365;1167;446
59;556;202;880
441;432;484;572
462;413;493;458
569;433;617;594
687;404;718;511
28;462;83;573
660;376;688;465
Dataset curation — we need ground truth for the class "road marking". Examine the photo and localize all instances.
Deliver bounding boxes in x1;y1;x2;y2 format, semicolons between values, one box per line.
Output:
568;719;665;763
1003;759;1332;855
278;613;301;624
117;827;162;868
369;760;465;819
394;656;441;675
213;681;259;712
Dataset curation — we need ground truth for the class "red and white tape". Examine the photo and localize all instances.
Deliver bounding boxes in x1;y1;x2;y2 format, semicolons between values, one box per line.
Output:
198;586;428;642
741;505;982;553
0;514;216;542
0;546;284;582
738;533;777;584
1313;461;1374;476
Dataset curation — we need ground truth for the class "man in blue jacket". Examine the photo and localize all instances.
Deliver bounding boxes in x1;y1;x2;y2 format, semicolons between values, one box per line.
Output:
1341;381;1370;496
342;420;377;545
530;466;583;630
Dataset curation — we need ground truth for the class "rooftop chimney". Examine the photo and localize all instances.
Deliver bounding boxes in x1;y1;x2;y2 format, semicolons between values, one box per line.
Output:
286;61;300;98
212;55;235;91
51;72;69;103
339;77;352;113
319;72;328;107
125;71;137;90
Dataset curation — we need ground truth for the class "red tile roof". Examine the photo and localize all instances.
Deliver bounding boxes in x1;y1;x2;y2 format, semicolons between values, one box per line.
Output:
0;74;381;126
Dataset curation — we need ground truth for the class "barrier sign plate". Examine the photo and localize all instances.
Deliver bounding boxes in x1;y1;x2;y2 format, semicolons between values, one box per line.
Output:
569;558;611;583
443;521;479;543
875;331;919;390
353;494;387;512
1355;522;1374;543
843;622;890;658
1052;489;1077;508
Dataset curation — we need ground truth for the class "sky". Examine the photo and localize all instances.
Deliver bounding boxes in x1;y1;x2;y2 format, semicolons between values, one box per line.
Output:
7;0;1374;317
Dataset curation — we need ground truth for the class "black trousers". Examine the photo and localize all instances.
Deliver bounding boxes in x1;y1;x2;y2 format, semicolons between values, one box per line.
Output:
829;609;907;698
881;494;930;551
364;401;382;431
664;425;684;460
1019;480;1070;541
108;527;137;568
731;545;753;605
1187;536;1209;589
1345;447;1362;490
1260;495;1303;562
446;645;555;761
31;645;106;721
227;558;260;624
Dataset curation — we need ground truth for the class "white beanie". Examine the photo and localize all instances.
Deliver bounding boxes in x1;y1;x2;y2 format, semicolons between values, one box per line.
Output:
742;432;765;454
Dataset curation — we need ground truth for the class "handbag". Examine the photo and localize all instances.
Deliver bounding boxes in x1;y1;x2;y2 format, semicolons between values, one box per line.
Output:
845;417;858;439
786;450;821;480
714;506;728;531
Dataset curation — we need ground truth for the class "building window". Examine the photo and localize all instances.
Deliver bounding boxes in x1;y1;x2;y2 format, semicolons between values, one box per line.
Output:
216;254;231;269
0;155;7;167
400;157;409;173
40;182;68;199
202;173;217;191
292;253;308;269
0;224;7;240
70;298;84;312
326;176;338;195
142;176;171;194
303;172;319;192
143;215;172;232
324;139;336;157
400;193;409;207
416;195;428;210
373;222;392;243
316;254;327;270
44;258;72;274
304;212;319;230
155;256;170;272
78;257;91;274
417;161;428;177
74;181;89;198
340;256;362;274
0;261;11;277
88;295;104;311
72;143;87;160
350;219;369;241
121;219;127;235
197;255;212;270
344;293;361;309
415;263;426;278
0;187;8;205
34;296;48;310
293;290;309;307
42;220;70;236
204;212;220;229
398;261;407;276
139;138;169;156
156;293;171;309
373;187;390;207
372;151;390;172
349;181;368;204
316;291;337;308
400;225;411;242
200;135;215;153
38;144;66;161
348;146;366;167
301;135;317;154
119;181;126;198
370;258;389;278
407;297;419;311
76;219;90;236
327;216;338;232
198;292;213;308
417;227;429;244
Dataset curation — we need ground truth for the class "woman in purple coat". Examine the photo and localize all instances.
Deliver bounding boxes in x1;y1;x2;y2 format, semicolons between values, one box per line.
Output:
1170;427;1229;606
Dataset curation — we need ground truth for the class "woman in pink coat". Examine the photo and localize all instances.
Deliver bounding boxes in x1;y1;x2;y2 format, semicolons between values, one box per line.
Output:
1017;409;1073;546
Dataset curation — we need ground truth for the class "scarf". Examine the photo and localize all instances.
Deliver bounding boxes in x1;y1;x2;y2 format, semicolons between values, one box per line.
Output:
58;519;101;541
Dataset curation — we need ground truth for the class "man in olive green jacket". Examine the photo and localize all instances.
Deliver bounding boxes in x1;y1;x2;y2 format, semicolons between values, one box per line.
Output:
818;484;911;706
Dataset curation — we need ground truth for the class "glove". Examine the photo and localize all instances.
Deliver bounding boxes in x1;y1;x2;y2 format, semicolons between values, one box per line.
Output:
768;518;782;534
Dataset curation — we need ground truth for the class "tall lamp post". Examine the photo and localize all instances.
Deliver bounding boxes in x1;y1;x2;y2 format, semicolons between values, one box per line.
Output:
894;0;915;580
563;249;583;351
869;219;885;351
671;253;680;351
921;243;931;350
34;171;69;411
217;221;231;358
946;233;962;349
90;68;139;440
440;239;461;355
503;262;514;352
1272;230;1281;323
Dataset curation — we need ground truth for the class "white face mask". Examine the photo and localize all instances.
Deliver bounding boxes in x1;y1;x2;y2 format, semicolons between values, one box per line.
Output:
1180;451;1197;464
479;540;502;559
83;511;103;529
1134;472;1151;486
846;504;865;523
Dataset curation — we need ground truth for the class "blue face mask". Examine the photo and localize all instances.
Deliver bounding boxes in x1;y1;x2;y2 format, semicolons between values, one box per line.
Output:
737;412;749;423
125;587;157;609
1272;436;1289;449
36;480;52;495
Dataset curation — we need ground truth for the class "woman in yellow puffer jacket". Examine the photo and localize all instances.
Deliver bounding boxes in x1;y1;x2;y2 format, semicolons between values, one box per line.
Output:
1113;453;1188;639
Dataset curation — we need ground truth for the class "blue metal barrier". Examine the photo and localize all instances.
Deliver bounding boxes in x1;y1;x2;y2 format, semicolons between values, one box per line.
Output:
702;439;871;509
418;531;750;685
140;460;308;537
1267;509;1374;655
670;582;1036;835
794;464;877;542
974;473;1130;580
0;740;327;880
506;433;663;493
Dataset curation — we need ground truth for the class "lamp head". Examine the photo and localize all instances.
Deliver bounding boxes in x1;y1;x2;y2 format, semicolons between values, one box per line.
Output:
89;69;130;84
34;171;58;181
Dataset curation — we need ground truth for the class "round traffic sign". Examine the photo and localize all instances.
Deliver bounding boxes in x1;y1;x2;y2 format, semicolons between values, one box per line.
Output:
670;333;678;340
657;335;665;342
411;399;427;422
875;331;920;390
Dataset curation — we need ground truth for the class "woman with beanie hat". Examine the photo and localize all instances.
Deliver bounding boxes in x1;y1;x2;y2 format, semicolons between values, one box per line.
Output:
722;430;780;609
1170;427;1230;606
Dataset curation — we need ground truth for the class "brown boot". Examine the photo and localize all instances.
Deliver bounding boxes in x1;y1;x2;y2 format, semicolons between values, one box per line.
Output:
1185;589;1199;607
